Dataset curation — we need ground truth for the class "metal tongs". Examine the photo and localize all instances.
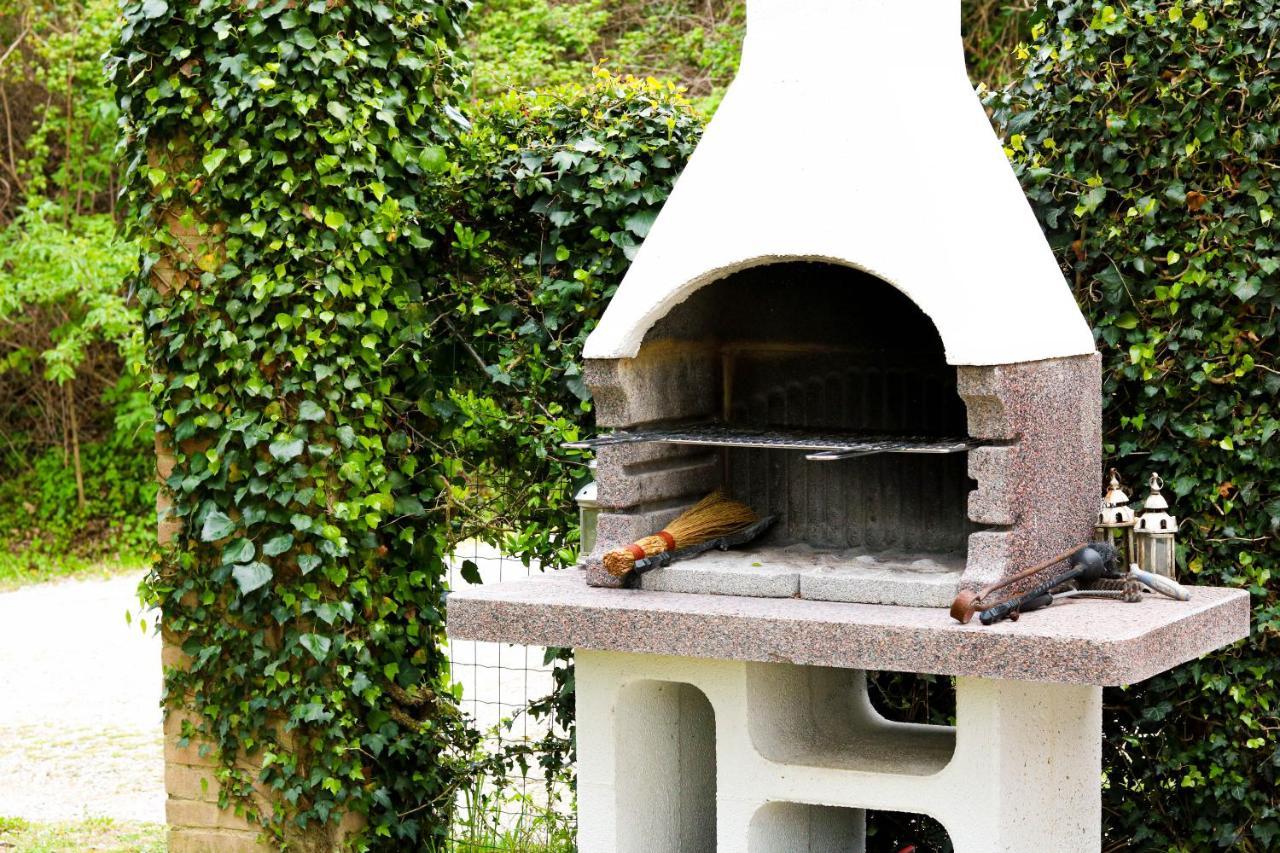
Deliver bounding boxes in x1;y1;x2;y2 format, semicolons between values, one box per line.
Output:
1005;565;1190;620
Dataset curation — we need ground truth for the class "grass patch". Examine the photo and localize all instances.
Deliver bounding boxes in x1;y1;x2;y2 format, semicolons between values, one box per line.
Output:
0;817;165;852
0;557;148;592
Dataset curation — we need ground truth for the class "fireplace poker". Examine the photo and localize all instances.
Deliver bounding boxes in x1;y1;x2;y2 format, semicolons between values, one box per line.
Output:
950;542;1124;625
950;543;1117;624
977;543;1122;625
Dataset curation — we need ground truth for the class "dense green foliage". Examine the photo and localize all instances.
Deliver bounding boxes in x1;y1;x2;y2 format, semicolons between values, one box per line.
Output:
445;70;699;557
111;0;475;846
441;72;701;789
0;205;152;583
469;0;743;113
993;2;1279;848
466;0;1034;116
0;0;149;579
0;0;123;222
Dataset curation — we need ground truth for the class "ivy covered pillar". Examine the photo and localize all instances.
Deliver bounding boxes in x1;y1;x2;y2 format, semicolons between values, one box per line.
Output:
112;0;473;848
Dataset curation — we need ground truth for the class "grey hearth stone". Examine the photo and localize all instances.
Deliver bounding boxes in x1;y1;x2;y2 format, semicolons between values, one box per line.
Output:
799;552;963;607
632;543;964;605
638;549;800;598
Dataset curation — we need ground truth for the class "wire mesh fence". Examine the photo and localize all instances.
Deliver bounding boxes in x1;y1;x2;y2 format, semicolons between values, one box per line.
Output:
446;541;575;851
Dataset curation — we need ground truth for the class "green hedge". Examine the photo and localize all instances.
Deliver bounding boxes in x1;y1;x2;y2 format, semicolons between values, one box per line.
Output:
993;1;1279;847
435;72;702;790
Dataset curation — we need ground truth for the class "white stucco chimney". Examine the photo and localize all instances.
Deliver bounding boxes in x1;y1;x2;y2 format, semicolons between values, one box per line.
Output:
583;0;1096;366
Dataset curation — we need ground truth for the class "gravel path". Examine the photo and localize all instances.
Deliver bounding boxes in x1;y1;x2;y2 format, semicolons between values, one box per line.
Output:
0;572;164;822
0;554;557;825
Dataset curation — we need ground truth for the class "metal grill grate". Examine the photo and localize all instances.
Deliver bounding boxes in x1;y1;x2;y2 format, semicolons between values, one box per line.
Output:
565;422;979;461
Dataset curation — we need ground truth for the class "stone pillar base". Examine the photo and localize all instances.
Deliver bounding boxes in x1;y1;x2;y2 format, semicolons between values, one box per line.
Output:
576;649;1101;853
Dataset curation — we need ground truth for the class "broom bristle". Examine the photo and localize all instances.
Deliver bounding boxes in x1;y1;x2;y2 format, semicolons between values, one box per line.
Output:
602;491;759;577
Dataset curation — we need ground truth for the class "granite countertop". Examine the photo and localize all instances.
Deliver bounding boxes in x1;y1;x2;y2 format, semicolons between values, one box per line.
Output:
446;570;1250;686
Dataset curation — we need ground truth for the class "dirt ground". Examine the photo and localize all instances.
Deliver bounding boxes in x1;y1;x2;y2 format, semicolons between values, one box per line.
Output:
0;572;163;823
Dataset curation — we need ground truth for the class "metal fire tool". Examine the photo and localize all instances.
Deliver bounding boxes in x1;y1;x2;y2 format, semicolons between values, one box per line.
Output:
974;542;1124;626
1010;580;1145;616
950;542;1122;624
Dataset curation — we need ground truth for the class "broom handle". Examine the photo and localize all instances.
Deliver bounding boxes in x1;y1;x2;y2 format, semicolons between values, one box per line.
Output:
633;516;778;574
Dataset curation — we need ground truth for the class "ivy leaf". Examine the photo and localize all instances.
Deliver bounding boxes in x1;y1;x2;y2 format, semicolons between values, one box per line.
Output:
297;554;322;575
269;438;305;461
202;149;227;174
326;101;349;122
624;210;658;239
201;510;236;542
263;533;295;557
1232;277;1261;303
459;560;482;585
141;0;169;19
299;633;332;662
419;145;448;173
323;209;345;229
298;400;326;422
232;562;273;594
293;28;317;50
221;539;256;565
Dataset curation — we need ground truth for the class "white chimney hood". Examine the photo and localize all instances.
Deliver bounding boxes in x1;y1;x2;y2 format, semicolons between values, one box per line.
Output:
584;0;1096;366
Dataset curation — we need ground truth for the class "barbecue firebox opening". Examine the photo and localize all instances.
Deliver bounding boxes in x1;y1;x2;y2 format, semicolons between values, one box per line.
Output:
643;261;978;565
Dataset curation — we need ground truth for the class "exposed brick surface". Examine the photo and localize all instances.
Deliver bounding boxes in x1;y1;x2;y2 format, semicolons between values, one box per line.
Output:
167;828;263;853
165;763;220;803
166;799;256;832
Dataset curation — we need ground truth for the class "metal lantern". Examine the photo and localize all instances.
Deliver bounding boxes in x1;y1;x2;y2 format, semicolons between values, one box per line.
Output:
576;478;599;558
1135;472;1178;579
1095;468;1137;566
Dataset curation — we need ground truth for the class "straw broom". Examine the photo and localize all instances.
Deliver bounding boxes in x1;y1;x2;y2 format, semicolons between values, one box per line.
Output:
603;490;760;578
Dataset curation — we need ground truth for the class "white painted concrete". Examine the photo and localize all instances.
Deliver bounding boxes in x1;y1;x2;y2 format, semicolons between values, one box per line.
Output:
584;0;1096;366
577;650;1102;852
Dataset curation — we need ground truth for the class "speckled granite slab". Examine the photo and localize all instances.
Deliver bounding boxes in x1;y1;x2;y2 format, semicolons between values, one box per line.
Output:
447;571;1249;686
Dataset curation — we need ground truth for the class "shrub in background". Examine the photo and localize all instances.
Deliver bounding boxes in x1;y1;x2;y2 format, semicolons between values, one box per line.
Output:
436;71;702;790
993;1;1279;847
0;0;148;579
0;203;150;583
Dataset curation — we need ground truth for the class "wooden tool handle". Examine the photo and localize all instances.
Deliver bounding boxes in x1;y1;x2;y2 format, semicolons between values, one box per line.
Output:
1129;567;1190;601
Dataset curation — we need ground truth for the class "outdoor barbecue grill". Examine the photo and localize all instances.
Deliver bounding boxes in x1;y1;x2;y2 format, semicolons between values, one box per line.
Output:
577;261;1100;607
446;2;1250;850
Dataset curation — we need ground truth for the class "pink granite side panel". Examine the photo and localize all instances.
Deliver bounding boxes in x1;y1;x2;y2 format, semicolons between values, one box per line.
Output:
958;354;1102;591
582;354;723;588
447;572;1249;686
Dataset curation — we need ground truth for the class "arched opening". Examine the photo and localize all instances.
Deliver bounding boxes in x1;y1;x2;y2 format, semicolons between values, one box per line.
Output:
615;680;717;853
639;261;976;585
